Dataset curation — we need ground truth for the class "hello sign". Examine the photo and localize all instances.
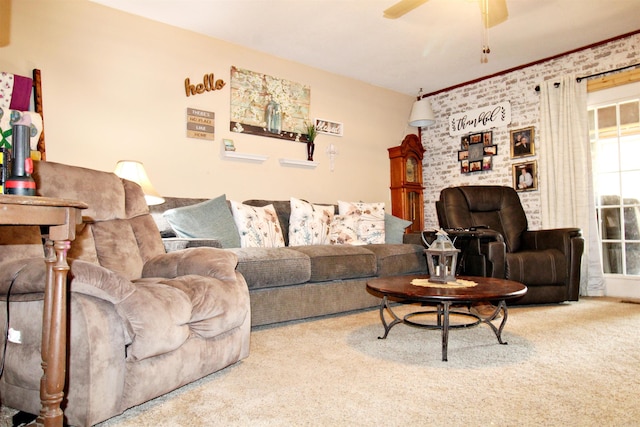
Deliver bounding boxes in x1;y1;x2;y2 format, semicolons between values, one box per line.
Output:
449;101;511;136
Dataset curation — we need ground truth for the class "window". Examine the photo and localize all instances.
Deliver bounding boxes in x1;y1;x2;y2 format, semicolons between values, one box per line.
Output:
589;83;640;276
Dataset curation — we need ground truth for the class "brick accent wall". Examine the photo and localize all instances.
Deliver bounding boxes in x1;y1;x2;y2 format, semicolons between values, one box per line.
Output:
421;32;640;230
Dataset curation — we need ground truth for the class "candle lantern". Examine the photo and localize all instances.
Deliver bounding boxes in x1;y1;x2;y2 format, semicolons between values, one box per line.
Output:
424;229;460;283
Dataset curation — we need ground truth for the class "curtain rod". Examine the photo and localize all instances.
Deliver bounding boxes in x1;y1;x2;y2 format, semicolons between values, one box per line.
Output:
534;63;640;92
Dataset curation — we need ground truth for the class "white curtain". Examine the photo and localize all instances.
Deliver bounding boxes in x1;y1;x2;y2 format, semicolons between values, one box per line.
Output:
538;74;605;296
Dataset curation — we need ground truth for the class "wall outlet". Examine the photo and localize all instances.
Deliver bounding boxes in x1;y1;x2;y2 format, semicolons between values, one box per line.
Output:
8;327;21;344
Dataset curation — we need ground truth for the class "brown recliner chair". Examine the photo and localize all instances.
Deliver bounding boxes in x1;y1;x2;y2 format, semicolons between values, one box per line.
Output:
437;185;584;305
0;161;250;426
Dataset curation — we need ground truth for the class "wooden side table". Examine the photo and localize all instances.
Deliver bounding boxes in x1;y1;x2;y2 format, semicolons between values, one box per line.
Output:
0;194;87;427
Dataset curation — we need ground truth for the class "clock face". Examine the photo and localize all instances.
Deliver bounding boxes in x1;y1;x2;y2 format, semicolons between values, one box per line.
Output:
406;157;418;182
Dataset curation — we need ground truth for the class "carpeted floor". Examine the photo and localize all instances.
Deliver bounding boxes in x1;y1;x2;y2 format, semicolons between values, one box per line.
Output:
3;297;640;426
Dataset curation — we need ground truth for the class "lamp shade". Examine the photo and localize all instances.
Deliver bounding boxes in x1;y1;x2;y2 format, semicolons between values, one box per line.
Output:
114;160;165;205
409;98;436;128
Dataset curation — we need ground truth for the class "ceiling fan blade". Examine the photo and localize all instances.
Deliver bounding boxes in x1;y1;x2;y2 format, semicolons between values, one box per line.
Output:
383;0;429;19
480;0;508;28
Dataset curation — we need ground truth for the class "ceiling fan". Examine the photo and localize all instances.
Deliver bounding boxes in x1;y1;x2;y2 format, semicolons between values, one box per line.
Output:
383;0;508;28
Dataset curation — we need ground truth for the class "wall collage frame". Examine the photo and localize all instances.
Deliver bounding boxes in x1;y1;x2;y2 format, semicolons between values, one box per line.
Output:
458;130;497;174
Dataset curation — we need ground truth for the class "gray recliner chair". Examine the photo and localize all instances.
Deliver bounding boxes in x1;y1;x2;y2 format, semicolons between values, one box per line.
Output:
437;185;584;305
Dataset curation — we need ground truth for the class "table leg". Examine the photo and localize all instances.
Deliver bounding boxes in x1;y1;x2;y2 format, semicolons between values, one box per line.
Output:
441;302;450;362
36;239;70;427
377;296;403;339
481;300;510;345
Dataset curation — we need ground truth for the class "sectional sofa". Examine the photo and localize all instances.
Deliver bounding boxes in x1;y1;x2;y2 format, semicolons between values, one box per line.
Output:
151;197;429;327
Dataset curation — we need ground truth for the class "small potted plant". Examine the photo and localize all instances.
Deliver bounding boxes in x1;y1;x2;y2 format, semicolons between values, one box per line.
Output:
305;121;317;161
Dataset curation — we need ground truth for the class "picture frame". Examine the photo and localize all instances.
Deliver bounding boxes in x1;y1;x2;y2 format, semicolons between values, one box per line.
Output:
483;144;497;156
469;160;482;172
470;133;482;144
460;160;469;174
513;160;538;192
458;150;469;161
460;136;470;150
482;156;492;171
482;131;493;146
315;118;343;137
510;126;535;158
223;138;236;151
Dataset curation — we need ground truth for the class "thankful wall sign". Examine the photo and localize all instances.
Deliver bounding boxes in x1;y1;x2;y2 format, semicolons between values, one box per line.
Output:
448;101;511;136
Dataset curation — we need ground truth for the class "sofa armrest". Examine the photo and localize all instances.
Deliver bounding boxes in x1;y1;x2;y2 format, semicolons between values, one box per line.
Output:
142;247;238;282
162;237;223;253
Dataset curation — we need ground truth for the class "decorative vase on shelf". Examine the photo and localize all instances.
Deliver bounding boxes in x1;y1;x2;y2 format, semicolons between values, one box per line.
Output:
305;122;317;162
265;99;281;135
307;142;315;161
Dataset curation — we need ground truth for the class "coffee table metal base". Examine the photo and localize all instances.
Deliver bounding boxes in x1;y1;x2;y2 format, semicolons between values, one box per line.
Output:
376;296;510;361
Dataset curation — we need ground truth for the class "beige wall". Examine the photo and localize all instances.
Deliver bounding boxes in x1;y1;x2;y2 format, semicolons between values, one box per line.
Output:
1;0;414;204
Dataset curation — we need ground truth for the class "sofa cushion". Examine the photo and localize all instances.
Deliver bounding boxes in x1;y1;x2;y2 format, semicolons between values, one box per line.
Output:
231;201;285;248
385;214;412;244
329;215;360;245
242;199;293;245
293;245;377;282
162;195;240;248
338;201;385;244
363;244;427;276
229;247;311;289
288;197;334;246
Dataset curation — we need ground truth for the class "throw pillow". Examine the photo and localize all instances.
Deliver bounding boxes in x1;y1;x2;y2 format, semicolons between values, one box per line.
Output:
338;201;385;244
385;213;412;244
162;194;241;248
230;201;285;248
288;197;334;246
329;214;361;245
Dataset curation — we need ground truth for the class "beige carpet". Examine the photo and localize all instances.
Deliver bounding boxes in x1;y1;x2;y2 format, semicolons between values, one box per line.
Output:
3;297;640;426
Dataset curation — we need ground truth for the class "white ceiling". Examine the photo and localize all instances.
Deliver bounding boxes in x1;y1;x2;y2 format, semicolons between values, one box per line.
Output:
91;0;640;96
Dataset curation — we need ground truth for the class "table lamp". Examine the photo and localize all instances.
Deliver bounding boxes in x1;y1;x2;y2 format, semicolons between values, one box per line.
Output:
114;160;165;205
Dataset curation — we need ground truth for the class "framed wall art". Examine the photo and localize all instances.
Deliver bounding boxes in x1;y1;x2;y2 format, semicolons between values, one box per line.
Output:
229;66;310;142
510;126;535;158
513;160;538;192
315;118;343;137
458;130;496;174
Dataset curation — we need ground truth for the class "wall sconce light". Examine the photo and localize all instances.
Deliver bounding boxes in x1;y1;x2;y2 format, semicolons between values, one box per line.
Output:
408;88;436;128
114;160;165;205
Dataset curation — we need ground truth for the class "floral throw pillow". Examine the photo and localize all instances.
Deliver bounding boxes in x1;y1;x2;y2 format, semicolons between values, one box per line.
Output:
329;215;361;245
230;201;285;248
338;201;385;244
288;197;334;246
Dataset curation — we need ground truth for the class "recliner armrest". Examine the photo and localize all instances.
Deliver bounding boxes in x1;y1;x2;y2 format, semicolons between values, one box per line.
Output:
142;247;238;282
521;228;582;255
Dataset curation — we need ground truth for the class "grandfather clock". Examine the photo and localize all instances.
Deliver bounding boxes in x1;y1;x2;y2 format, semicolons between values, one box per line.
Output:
388;134;425;232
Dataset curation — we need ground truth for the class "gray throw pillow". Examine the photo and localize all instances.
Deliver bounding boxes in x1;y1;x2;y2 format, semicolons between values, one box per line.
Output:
162;194;241;248
385;213;412;244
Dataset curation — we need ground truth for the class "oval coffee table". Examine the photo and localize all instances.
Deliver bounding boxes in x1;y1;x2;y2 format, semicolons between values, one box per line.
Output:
366;275;527;361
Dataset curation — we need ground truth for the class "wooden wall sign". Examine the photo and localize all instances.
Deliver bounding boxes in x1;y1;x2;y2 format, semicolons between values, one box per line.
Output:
185;73;225;97
186;108;214;140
